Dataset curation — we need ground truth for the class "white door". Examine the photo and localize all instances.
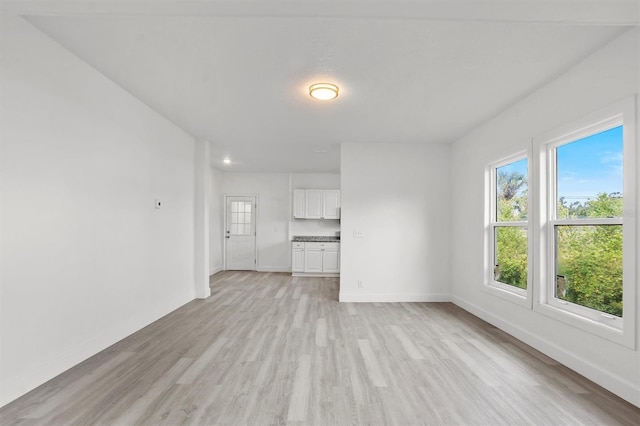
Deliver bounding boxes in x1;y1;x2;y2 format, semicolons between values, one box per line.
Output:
225;196;256;270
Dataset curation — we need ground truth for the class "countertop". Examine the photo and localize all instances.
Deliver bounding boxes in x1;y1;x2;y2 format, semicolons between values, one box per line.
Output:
292;235;340;242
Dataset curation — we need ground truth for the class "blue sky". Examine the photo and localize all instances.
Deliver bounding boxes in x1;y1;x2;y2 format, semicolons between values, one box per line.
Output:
496;125;623;203
557;125;623;202
497;157;528;197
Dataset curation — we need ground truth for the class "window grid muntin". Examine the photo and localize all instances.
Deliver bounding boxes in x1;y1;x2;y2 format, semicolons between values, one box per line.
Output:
230;201;254;236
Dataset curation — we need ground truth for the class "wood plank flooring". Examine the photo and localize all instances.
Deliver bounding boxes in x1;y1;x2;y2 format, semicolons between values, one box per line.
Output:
1;271;639;425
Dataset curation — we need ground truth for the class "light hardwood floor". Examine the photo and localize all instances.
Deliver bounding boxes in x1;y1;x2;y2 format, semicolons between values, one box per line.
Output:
1;271;639;425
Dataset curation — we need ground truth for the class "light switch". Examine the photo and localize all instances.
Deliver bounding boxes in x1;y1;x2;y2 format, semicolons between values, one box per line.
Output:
155;199;162;209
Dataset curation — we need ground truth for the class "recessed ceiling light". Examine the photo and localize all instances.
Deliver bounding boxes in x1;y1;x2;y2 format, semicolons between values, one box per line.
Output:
309;83;339;100
223;158;231;164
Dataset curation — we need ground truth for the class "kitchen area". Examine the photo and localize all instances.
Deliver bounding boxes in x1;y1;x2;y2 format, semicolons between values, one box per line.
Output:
209;172;342;275
291;188;341;276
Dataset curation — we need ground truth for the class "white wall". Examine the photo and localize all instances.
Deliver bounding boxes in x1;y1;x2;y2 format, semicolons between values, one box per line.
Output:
450;28;640;406
209;166;224;274
0;15;197;407
340;143;451;302
221;173;291;272
291;173;341;237
193;140;211;299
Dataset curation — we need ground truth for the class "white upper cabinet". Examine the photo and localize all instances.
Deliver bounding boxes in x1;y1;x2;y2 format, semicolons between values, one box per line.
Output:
292;189;306;219
305;190;323;219
322;190;341;220
292;189;340;219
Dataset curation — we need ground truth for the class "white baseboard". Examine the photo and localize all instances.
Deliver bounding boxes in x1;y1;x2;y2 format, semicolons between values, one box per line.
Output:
0;294;194;409
293;272;339;278
451;295;640;408
339;292;450;303
257;266;291;273
209;265;223;276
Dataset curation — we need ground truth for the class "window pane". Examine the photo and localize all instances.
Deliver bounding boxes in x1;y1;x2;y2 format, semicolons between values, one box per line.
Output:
494;226;528;289
231;202;238;213
555;225;622;317
496;159;528;222
556;126;623;219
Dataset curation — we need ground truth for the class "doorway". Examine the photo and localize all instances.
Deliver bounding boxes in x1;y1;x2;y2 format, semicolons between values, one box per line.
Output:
225;196;257;270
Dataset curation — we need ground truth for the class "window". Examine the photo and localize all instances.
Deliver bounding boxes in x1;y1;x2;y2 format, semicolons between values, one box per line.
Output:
230;201;253;235
486;154;531;304
537;97;636;346
547;124;627;326
551;126;623;319
484;97;636;346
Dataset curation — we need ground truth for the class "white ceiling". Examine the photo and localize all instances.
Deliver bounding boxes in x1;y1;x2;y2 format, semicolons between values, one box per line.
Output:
8;1;637;172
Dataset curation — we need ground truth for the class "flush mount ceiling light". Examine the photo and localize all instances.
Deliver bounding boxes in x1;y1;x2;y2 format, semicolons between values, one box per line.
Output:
223;158;231;164
309;83;339;100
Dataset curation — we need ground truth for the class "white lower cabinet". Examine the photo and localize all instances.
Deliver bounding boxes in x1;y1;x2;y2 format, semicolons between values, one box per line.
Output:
304;247;323;273
292;241;340;275
322;246;340;273
292;242;305;272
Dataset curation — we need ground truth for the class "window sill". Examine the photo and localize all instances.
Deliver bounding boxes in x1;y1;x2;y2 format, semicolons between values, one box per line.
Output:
534;302;634;349
482;281;532;309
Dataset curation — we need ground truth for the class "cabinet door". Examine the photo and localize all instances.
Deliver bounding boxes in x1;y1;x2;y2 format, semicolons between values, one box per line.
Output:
293;190;306;219
322;247;340;273
305;190;323;219
322;190;341;219
304;247;323;272
292;249;305;272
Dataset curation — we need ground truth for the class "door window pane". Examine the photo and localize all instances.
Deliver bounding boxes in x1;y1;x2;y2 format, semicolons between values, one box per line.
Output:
555;224;622;317
229;201;252;235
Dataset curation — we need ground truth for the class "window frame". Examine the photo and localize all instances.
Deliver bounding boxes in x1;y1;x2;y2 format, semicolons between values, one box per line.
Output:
535;96;636;348
484;150;533;308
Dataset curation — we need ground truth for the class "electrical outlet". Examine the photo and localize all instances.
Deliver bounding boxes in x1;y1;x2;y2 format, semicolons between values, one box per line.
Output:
353;230;364;238
358;280;363;288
